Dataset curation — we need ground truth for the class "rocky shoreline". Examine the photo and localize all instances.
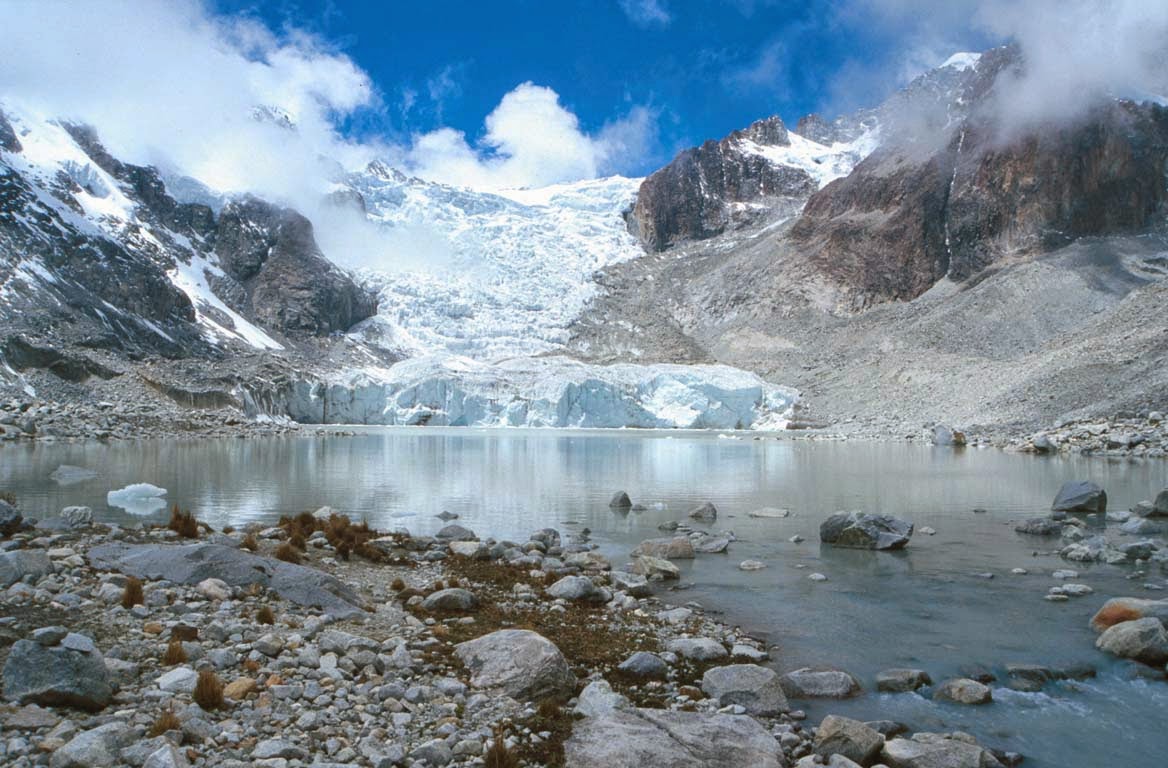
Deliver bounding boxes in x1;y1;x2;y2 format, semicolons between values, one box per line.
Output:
0;498;1087;768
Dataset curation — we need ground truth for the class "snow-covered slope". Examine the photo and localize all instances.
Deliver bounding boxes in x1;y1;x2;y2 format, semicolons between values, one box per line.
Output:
340;165;644;361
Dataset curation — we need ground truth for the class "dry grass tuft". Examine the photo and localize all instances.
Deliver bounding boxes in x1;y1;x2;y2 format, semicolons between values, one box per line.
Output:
121;576;144;609
240;533;259;552
484;729;521;768
289;532;307;551
390;577;406;592
274;542;301;564
276;511;393;563
222;525;235;535
243;658;261;673
193;669;224;710
168;504;199;538
256;605;275;625
148;708;181;737
162;638;188;665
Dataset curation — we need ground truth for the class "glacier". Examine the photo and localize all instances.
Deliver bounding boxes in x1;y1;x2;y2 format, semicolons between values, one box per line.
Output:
252;355;798;430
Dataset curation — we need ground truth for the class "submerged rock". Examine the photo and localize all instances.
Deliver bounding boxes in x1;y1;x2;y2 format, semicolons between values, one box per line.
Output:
631;537;696;559
454;629;575;702
564;707;783;768
933;678;993;705
876;668;933;693
609;491;633;508
779;668;862;698
1014;518;1063;536
688;502;718;522
820;511;913;550
1051;481;1107;514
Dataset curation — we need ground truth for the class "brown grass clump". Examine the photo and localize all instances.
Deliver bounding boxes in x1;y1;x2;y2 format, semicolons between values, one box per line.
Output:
484;729;521;768
168;504;199;538
256;605;275;625
432;579;445;591
170;625;198;641
390;577;406;591
121;576;144;609
193;669;224;710
240;532;259;552
162;638;188;665
0;491;15;505
289;532;307;551
274;542;301;564
244;582;263;598
276;511;392;563
222;525;235;535
243;658;261;673
148;708;181;737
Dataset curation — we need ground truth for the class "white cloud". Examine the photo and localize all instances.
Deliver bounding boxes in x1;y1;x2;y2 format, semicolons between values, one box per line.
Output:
619;0;672;28
722;40;789;97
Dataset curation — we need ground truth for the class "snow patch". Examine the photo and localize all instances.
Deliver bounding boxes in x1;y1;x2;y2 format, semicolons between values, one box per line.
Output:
738;129;879;189
941;52;982;72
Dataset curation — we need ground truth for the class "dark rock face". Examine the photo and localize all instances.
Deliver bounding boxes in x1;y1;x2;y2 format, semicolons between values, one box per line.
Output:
820;511;914;550
2;635;113;711
214;198;376;336
1051;481;1107;514
0;110;22;153
792;97;1168;308
628;116;816;251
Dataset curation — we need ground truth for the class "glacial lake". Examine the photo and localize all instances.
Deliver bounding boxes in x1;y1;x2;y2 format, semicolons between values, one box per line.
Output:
3;427;1168;767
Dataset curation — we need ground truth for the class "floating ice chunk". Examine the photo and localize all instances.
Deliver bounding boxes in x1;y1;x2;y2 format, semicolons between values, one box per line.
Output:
107;483;168;515
50;465;100;486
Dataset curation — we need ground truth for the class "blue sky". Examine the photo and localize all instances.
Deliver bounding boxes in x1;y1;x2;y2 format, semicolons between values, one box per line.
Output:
212;0;997;175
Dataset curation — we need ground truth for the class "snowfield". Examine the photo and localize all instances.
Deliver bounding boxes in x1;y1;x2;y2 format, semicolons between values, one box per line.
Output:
263;354;799;430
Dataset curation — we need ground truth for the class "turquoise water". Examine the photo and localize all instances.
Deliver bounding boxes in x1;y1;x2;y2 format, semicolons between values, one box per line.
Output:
2;428;1167;767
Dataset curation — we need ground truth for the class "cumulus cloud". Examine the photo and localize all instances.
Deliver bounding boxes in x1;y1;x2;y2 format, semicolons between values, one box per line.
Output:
619;0;672;28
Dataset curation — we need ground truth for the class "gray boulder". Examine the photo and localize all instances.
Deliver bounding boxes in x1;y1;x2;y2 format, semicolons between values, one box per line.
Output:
60;506;94;529
618;651;669;679
142;745;190;768
1152;489;1168;517
609;491;633;508
0;549;52;587
700;664;789;715
875;668;932;693
547;575;608;603
1089;597;1168;631
633;555;680;580
609;571;651;597
86;543;363;617
933;678;993;705
1095;617;1168;665
421;588;478;612
1051;481;1107;514
779;667;861;698
814;715;885;765
631;537;695;560
882;734;1004;768
820;511;913;550
49;722;132;768
0;499;22;535
666;637;728;661
3;634;112;711
688;502;718;522
435;524;476;541
575;679;630;717
454;629;575;702
694;536;730;554
564;707;783;768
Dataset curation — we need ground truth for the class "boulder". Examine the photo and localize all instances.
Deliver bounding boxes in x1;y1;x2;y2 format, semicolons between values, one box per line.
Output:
435;524;476;541
60;506;94;529
1051;481;1107;514
0;499;23;535
932;424;966;446
1151;489;1168;517
422;588;478;612
1013;518;1063;536
933;678;992;705
694;536;730;554
454;629;575;701
86;543;364;617
666;637;728;661
700;664;789;715
875;668;932;693
609;491;633;508
575;679;630;717
530;528;561;548
49;722;132;768
631;537;696;560
688;502;718;522
196;578;231;601
0;549;52;587
820;511;913;550
618;651;670;679
738;559;767;570
564;707;783;768
780;668;861;698
2;634;112;711
142;745;190;768
547;575;609;603
814;715;885;765
632;555;680;580
609;571;652;597
448;540;489;558
882;734;1005;768
1095;617;1168;665
1090;597;1168;631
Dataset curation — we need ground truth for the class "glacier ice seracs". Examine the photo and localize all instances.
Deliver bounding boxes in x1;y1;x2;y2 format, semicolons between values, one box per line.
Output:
256;355;799;430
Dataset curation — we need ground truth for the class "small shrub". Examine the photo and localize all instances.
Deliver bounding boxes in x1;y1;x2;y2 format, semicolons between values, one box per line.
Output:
256;605;275;625
390;577;406;592
432;580;445;591
243;658;261;673
193;669;224;710
222;525;235;535
537;698;561;719
240;533;259;552
274;542;301;564
484;730;519;768
148;708;181;737
162;638;187;665
121;576;144;609
336;540;351;561
168;504;199;538
289;532;307;551
170;625;199;641
244;582;264;597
